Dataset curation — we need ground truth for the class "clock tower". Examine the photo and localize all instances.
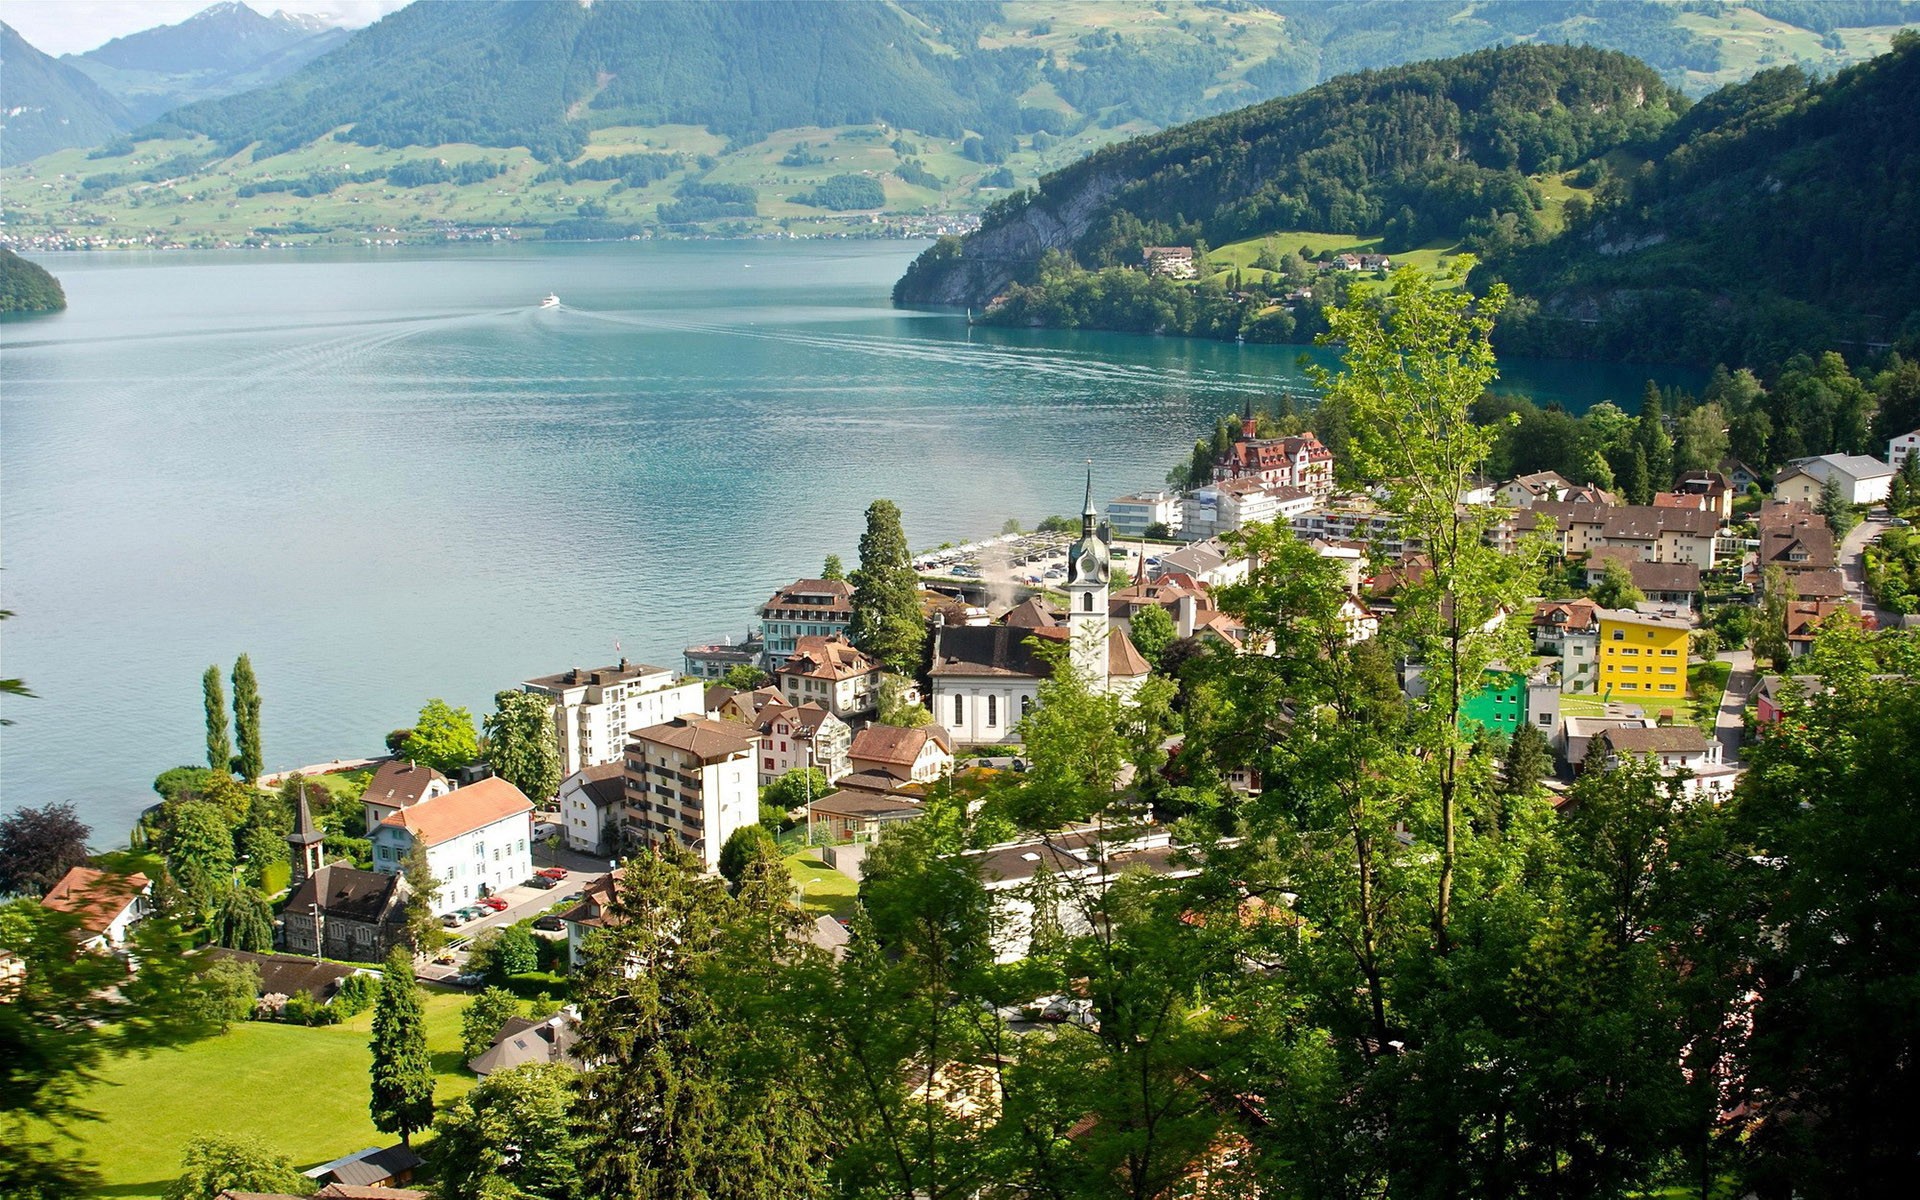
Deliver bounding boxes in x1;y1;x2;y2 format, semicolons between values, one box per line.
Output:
1063;464;1111;692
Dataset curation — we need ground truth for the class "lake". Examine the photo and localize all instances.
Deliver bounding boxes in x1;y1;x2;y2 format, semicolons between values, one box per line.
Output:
0;240;1701;840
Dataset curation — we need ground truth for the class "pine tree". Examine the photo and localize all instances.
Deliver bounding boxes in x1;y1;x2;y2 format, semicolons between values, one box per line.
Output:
1636;383;1675;493
483;690;562;803
847;499;926;676
230;655;262;782
821;553;845;581
398;836;444;953
369;946;434;1147
1628;445;1653;505
202;666;231;773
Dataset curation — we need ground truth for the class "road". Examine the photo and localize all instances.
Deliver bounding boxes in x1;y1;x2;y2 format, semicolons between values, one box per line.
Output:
417;861;590;984
1712;648;1756;766
1840;513;1894;626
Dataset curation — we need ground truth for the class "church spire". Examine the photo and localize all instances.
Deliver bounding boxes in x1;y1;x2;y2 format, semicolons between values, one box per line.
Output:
286;782;326;889
1082;460;1096;538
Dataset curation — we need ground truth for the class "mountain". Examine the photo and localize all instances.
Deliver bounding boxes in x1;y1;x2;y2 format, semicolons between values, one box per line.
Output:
1486;31;1920;366
0;22;133;165
66;3;351;125
893;44;1682;307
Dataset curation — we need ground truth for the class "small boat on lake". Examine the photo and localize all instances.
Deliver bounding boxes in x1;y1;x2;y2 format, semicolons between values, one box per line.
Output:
539;294;560;308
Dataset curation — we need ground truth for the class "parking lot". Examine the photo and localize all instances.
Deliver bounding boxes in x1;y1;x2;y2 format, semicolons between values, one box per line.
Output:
417;860;587;985
915;532;1160;591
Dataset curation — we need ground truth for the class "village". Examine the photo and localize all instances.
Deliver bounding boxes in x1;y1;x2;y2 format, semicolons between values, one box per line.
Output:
14;399;1919;1196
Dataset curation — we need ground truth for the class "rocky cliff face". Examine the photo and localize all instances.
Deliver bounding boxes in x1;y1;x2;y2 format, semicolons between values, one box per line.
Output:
893;172;1124;308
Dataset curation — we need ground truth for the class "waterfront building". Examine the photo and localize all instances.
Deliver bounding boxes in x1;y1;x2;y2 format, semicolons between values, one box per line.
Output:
39;866;152;955
848;724;954;784
756;701;853;786
774;634;884;720
522;659;704;780
370;777;535;913
683;631;765;680
760;578;855;664
282;865;411;961
1107;490;1184;539
622;716;758;871
360;759;450;837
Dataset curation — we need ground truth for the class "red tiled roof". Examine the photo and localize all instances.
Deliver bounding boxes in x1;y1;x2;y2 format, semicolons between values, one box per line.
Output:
378;776;532;844
40;867;149;937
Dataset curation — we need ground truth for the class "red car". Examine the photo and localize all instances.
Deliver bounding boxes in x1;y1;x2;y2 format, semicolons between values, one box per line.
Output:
537;867;568;880
479;896;509;912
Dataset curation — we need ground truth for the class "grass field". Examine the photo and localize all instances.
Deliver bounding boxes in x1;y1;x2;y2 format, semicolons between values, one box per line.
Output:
786;847;860;920
65;984;476;1199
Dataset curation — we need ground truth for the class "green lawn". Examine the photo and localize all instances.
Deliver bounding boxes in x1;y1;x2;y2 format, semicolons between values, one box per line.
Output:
786;847;860;920
64;985;475;1199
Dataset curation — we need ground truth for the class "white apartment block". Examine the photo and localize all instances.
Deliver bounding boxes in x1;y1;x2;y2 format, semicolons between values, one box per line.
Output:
1892;429;1920;470
371;776;535;914
623;716;759;871
523;659;704;781
1107;491;1184;539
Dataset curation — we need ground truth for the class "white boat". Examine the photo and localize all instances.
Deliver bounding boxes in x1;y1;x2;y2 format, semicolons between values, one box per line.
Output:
538;294;560;308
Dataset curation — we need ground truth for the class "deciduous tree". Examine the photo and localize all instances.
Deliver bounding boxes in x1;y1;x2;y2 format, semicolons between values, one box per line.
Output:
431;1063;585;1200
164;1134;305;1200
484;689;562;803
163;799;234;921
0;801;91;897
460;986;521;1061
401;699;479;774
1127;603;1176;664
213;885;274;952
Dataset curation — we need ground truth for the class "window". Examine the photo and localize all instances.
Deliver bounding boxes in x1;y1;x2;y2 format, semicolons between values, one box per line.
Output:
1622;682;1638;690
444;865;455;881
954;694;964;725
1661;648;1679;656
1538;713;1552;726
986;694;998;727
1082;592;1094;612
518;839;525;853
1660;666;1678;675
1611;630;1623;641
474;841;485;856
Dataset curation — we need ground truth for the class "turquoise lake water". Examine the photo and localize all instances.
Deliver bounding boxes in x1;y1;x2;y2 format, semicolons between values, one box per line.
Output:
0;240;1702;838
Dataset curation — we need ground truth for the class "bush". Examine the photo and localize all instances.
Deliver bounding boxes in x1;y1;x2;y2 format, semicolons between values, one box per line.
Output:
332;972;377;1018
461;986;522;1060
488;924;538;981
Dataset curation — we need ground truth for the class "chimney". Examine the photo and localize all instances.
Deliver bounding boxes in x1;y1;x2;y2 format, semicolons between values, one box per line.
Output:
1177;595;1197;639
619;657;629;670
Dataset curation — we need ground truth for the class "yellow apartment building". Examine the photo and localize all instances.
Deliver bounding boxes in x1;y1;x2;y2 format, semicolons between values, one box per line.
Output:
1596;607;1692;700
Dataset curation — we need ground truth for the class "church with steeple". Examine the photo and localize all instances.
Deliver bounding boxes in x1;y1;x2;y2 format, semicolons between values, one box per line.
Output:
1063;464;1115;692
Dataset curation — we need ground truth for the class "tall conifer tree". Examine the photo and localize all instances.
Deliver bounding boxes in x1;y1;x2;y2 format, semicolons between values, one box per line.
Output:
847;499;926;675
369;946;434;1146
202;666;231;773
231;655;262;781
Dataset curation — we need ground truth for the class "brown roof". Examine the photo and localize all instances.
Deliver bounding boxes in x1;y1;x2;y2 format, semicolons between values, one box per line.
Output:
524;659;671;691
1532;599;1598;630
1000;596;1061;628
759;701;838;737
777;635;881;682
630;715;756;760
39;867;148;936
1790;569;1849;600
1108;628;1152;677
316;1188;426;1200
468;1013;582;1076
285;864;408;926
202;948;362;1002
1759;525;1836;570
362;759;447;810
567;761;626;809
850;724;952;769
378;776;532;844
1587;548;1701;595
929;624;1053;679
317;1145;426;1188
761;578;855;617
1598;725;1711;755
808;789;926;820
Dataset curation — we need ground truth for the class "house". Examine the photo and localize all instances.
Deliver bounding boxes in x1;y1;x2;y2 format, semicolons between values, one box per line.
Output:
1502;470;1574;508
1532;599;1600;694
712;684;788;726
1757;525;1837;575
522;659;703;780
1720;457;1763;492
926;622;1150;745
1359;253;1391;271
849;724;955;783
1149;536;1250;587
1592;724;1737;802
1106;490;1184;539
202;948;366;1005
1674;470;1735;521
1584;548;1702;608
302;1145;426;1189
1785;599;1876;656
1597;505;1722;568
560;869;620;968
1891;428;1920;470
469;1012;583;1075
807;787;926;843
760;577;856;664
1182;478;1317;537
1749;673;1816;727
1774;453;1896;505
971;826;1198;963
557;762;624;855
755;701;852;785
1561;716;1651;768
224;1186;425;1200
38;866;151;953
1212;412;1335;496
1293;500;1406;557
370;776;535;914
359;759;450;835
1460;669;1530;738
1142;246;1197;278
682;630;764;680
622;716;758;870
774;634;884;720
1333;252;1364;270
282;865;410;961
1595;607;1692;701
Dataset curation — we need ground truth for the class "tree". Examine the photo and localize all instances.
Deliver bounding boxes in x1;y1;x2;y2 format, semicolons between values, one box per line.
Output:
431;1063;585;1200
369;946;434;1146
1754;564;1793;669
397;836;443;953
202;666;231;773
230;655;262;782
484;690;562;803
164;800;234;922
822;553;846;581
153;766;216;804
719;823;778;889
0;608;33;726
1591;556;1647;609
401;699;479;774
761;766;828;815
877;674;932;727
1817;473;1859;539
460;986;521;1061
164;1134;307;1200
721;663;771;691
213;885;274;952
1673;402;1729;474
190;958;261;1033
487;924;538;980
0;801;91;897
1127;604;1176;664
236;789;292;884
848;499;927;675
1501;721;1553;797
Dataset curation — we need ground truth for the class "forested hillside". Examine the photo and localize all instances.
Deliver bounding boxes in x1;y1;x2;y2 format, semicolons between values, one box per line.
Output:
895;44;1681;306
1486;32;1920;366
0;23;132;166
0;247;68;312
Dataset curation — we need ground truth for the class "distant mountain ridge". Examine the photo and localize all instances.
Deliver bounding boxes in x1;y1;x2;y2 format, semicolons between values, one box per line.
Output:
0;22;132;166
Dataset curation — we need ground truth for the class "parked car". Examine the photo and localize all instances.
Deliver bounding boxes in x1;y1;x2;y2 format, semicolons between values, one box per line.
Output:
440;913;464;928
458;906;484;921
453;972;485;988
527;875;556;889
537;866;569;880
433;953;457;965
558;892;583;904
479;896;509;912
533;914;565;932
